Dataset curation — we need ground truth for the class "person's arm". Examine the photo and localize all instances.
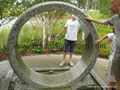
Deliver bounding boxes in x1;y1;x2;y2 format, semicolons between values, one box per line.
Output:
56;27;67;37
86;16;108;25
94;35;108;45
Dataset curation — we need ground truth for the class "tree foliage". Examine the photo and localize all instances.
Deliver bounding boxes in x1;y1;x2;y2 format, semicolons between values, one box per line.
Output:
0;0;112;18
99;0;113;17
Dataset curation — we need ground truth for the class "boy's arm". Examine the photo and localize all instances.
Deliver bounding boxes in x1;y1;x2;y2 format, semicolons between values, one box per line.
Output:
56;27;67;37
86;16;108;25
94;35;108;45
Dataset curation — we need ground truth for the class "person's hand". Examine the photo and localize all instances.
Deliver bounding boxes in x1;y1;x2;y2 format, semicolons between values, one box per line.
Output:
54;34;60;40
85;16;93;21
55;34;59;37
94;40;100;45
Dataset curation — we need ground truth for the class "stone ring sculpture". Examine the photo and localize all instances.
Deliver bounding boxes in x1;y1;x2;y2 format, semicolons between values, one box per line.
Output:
8;1;98;89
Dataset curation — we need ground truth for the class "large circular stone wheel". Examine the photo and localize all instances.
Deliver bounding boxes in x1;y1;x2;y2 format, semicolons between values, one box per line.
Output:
8;1;98;89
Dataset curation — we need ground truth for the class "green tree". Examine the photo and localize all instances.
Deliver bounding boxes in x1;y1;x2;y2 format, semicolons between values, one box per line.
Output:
0;4;4;19
99;0;112;17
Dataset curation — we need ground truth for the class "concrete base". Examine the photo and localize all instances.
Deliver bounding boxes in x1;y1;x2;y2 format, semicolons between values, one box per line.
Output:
8;1;98;88
0;54;109;90
9;69;96;90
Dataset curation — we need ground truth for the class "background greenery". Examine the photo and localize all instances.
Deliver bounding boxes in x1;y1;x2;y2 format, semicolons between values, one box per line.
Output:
0;0;113;59
0;12;113;58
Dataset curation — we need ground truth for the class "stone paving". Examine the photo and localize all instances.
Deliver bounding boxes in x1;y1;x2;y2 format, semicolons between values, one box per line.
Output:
22;54;109;84
0;54;109;90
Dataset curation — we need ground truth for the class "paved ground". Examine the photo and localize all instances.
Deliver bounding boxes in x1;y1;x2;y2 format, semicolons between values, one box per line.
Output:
22;54;109;85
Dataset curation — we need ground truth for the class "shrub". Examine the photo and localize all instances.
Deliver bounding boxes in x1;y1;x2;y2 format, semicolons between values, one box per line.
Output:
0;14;114;58
0;45;7;53
75;40;85;54
18;48;28;54
48;40;64;52
0;28;10;47
32;48;44;53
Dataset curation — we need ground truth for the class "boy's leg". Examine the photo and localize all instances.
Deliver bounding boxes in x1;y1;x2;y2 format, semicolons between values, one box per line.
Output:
59;39;69;67
69;52;74;67
69;52;72;62
63;52;67;61
59;52;67;66
69;41;76;66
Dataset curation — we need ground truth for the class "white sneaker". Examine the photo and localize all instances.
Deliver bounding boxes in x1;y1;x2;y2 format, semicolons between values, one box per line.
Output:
69;61;74;67
59;61;65;67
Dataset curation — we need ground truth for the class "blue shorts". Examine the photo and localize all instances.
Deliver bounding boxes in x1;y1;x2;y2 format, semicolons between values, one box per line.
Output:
63;39;76;53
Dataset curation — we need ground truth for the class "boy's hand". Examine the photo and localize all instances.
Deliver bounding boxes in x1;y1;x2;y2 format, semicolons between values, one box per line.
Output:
55;34;59;37
85;16;93;21
94;40;100;45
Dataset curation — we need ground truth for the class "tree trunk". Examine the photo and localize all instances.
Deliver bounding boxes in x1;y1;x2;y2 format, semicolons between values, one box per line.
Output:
48;28;51;41
47;16;51;42
0;13;2;20
42;16;46;49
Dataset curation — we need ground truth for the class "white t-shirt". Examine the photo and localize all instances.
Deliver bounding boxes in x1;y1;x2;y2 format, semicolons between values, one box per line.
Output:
108;33;116;62
64;19;80;41
107;33;116;52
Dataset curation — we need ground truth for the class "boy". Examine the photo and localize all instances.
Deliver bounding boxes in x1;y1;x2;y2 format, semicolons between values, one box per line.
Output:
94;29;116;90
56;15;81;67
86;1;120;89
